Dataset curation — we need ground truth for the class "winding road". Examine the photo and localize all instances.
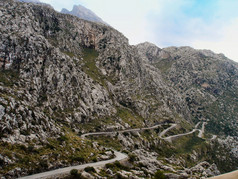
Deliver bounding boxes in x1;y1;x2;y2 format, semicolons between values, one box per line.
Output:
81;124;162;139
18;121;206;179
160;122;206;143
159;123;177;137
19;124;163;179
18;151;127;179
198;122;207;138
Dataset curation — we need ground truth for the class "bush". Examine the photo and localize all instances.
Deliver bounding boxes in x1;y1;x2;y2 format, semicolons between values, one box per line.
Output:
105;161;129;171
154;170;166;179
84;166;96;173
72;156;85;163
114;161;130;171
122;132;129;136
105;163;114;168
39;160;48;168
70;169;78;176
57;135;68;142
128;153;137;163
92;157;97;162
116;172;127;179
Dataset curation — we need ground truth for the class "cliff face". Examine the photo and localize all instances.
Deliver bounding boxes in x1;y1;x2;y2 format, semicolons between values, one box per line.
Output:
0;0;238;178
0;0;192;144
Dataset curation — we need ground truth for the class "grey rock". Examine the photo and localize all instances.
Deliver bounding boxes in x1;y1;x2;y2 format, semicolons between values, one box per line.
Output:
61;5;108;25
81;171;94;179
0;105;5;120
106;169;113;175
0;0;237;178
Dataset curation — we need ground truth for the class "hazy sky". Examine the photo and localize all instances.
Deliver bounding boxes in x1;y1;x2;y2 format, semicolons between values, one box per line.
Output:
40;0;238;62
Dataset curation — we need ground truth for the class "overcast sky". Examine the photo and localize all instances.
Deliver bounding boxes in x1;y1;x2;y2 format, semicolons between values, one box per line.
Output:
40;0;238;62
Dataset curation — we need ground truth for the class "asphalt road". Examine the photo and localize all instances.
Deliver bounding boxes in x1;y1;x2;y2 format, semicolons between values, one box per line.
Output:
18;151;127;179
160;122;205;142
18;124;163;179
81;124;162;138
18;122;206;178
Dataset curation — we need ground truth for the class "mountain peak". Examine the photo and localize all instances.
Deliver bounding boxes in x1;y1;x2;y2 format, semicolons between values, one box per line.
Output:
61;4;108;25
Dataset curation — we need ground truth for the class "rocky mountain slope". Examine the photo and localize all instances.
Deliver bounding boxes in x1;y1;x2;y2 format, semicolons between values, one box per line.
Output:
0;0;238;178
61;5;107;25
137;43;238;137
18;0;41;3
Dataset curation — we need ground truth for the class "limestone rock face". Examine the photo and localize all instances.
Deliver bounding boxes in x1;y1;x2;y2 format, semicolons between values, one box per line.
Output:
0;0;116;142
0;0;192;143
0;0;238;178
136;43;238;137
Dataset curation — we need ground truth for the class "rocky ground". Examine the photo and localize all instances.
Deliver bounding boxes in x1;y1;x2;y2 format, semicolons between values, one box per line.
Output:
0;0;238;178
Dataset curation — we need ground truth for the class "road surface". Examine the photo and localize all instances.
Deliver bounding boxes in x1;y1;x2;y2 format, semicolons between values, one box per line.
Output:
195;122;201;129
18;121;207;178
198;122;206;138
81;124;162;138
159;124;177;137
160;122;204;142
18;151;127;179
19;124;164;179
163;129;198;142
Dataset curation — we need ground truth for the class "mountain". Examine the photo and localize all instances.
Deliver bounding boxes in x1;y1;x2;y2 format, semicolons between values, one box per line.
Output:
17;0;53;8
137;43;238;137
61;5;107;25
0;0;238;178
18;0;41;3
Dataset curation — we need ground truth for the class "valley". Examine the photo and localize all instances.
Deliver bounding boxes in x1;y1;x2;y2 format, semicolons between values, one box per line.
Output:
19;122;207;178
0;0;238;178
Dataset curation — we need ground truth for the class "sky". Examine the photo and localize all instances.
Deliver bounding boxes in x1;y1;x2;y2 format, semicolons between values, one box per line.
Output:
40;0;238;62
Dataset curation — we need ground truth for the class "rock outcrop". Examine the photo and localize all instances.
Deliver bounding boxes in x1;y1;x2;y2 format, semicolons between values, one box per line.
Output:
0;0;238;178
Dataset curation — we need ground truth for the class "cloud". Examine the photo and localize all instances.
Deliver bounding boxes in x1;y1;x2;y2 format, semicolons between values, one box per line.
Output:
193;18;238;62
144;0;238;62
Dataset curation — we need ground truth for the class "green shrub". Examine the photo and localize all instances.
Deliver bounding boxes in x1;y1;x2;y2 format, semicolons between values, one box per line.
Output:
57;135;68;142
128;153;137;163
114;161;130;171
0;69;19;87
105;161;129;171
92;157;97;162
72;156;85;163
122;132;129;136
84;166;96;173
70;169;78;176
70;169;82;178
27;145;38;153
154;170;166;179
105;163;114;168
116;172;127;179
39;160;48;168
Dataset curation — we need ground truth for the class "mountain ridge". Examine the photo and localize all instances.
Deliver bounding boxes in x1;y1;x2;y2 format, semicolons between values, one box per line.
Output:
0;0;238;178
61;4;108;25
